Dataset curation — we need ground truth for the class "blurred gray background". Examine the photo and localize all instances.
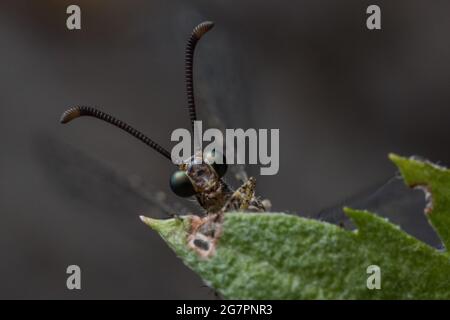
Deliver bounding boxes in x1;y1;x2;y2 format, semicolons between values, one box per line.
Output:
0;0;449;299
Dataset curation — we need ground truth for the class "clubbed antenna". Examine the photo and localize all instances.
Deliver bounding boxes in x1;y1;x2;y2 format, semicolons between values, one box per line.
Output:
185;21;215;130
60;106;172;160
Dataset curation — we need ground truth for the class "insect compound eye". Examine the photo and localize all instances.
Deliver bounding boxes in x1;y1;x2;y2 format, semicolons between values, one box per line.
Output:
204;150;227;177
169;171;196;198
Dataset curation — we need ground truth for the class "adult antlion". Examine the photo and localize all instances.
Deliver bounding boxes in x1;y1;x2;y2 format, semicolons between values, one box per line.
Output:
59;21;270;256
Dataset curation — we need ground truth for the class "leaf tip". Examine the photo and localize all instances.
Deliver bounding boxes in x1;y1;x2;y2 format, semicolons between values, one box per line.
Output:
388;153;406;166
342;206;360;219
139;215;158;229
140;215;179;233
343;207;383;230
140;215;189;241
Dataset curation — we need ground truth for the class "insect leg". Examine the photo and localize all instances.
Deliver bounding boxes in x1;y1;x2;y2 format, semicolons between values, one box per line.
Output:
221;177;265;212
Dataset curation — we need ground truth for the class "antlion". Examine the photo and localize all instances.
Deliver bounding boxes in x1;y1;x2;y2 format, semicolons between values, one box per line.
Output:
60;21;271;257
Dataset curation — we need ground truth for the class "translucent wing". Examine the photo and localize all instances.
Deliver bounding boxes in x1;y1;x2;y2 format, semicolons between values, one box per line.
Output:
34;134;191;219
317;175;403;226
201;102;249;184
316;174;442;248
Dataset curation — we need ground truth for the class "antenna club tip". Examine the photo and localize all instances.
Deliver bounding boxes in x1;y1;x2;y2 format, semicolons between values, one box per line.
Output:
60;107;81;124
194;21;215;38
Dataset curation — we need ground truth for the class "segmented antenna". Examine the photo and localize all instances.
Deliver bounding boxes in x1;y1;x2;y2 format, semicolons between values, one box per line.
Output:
60;106;172;160
185;21;214;129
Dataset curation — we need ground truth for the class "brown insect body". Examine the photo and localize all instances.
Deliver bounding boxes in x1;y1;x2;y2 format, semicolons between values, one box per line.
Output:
180;154;266;214
182;156;233;213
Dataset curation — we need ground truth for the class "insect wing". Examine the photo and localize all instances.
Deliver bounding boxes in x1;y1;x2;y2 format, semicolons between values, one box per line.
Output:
34;134;191;220
316;175;442;248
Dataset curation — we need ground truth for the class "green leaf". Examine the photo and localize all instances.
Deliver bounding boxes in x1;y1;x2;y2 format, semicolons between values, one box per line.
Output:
389;154;450;250
141;155;450;299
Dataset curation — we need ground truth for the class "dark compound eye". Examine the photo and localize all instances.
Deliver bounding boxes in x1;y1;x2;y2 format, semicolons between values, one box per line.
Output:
204;150;227;177
169;171;196;197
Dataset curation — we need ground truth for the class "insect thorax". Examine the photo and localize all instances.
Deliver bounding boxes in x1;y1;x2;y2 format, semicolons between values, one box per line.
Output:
182;156;233;213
